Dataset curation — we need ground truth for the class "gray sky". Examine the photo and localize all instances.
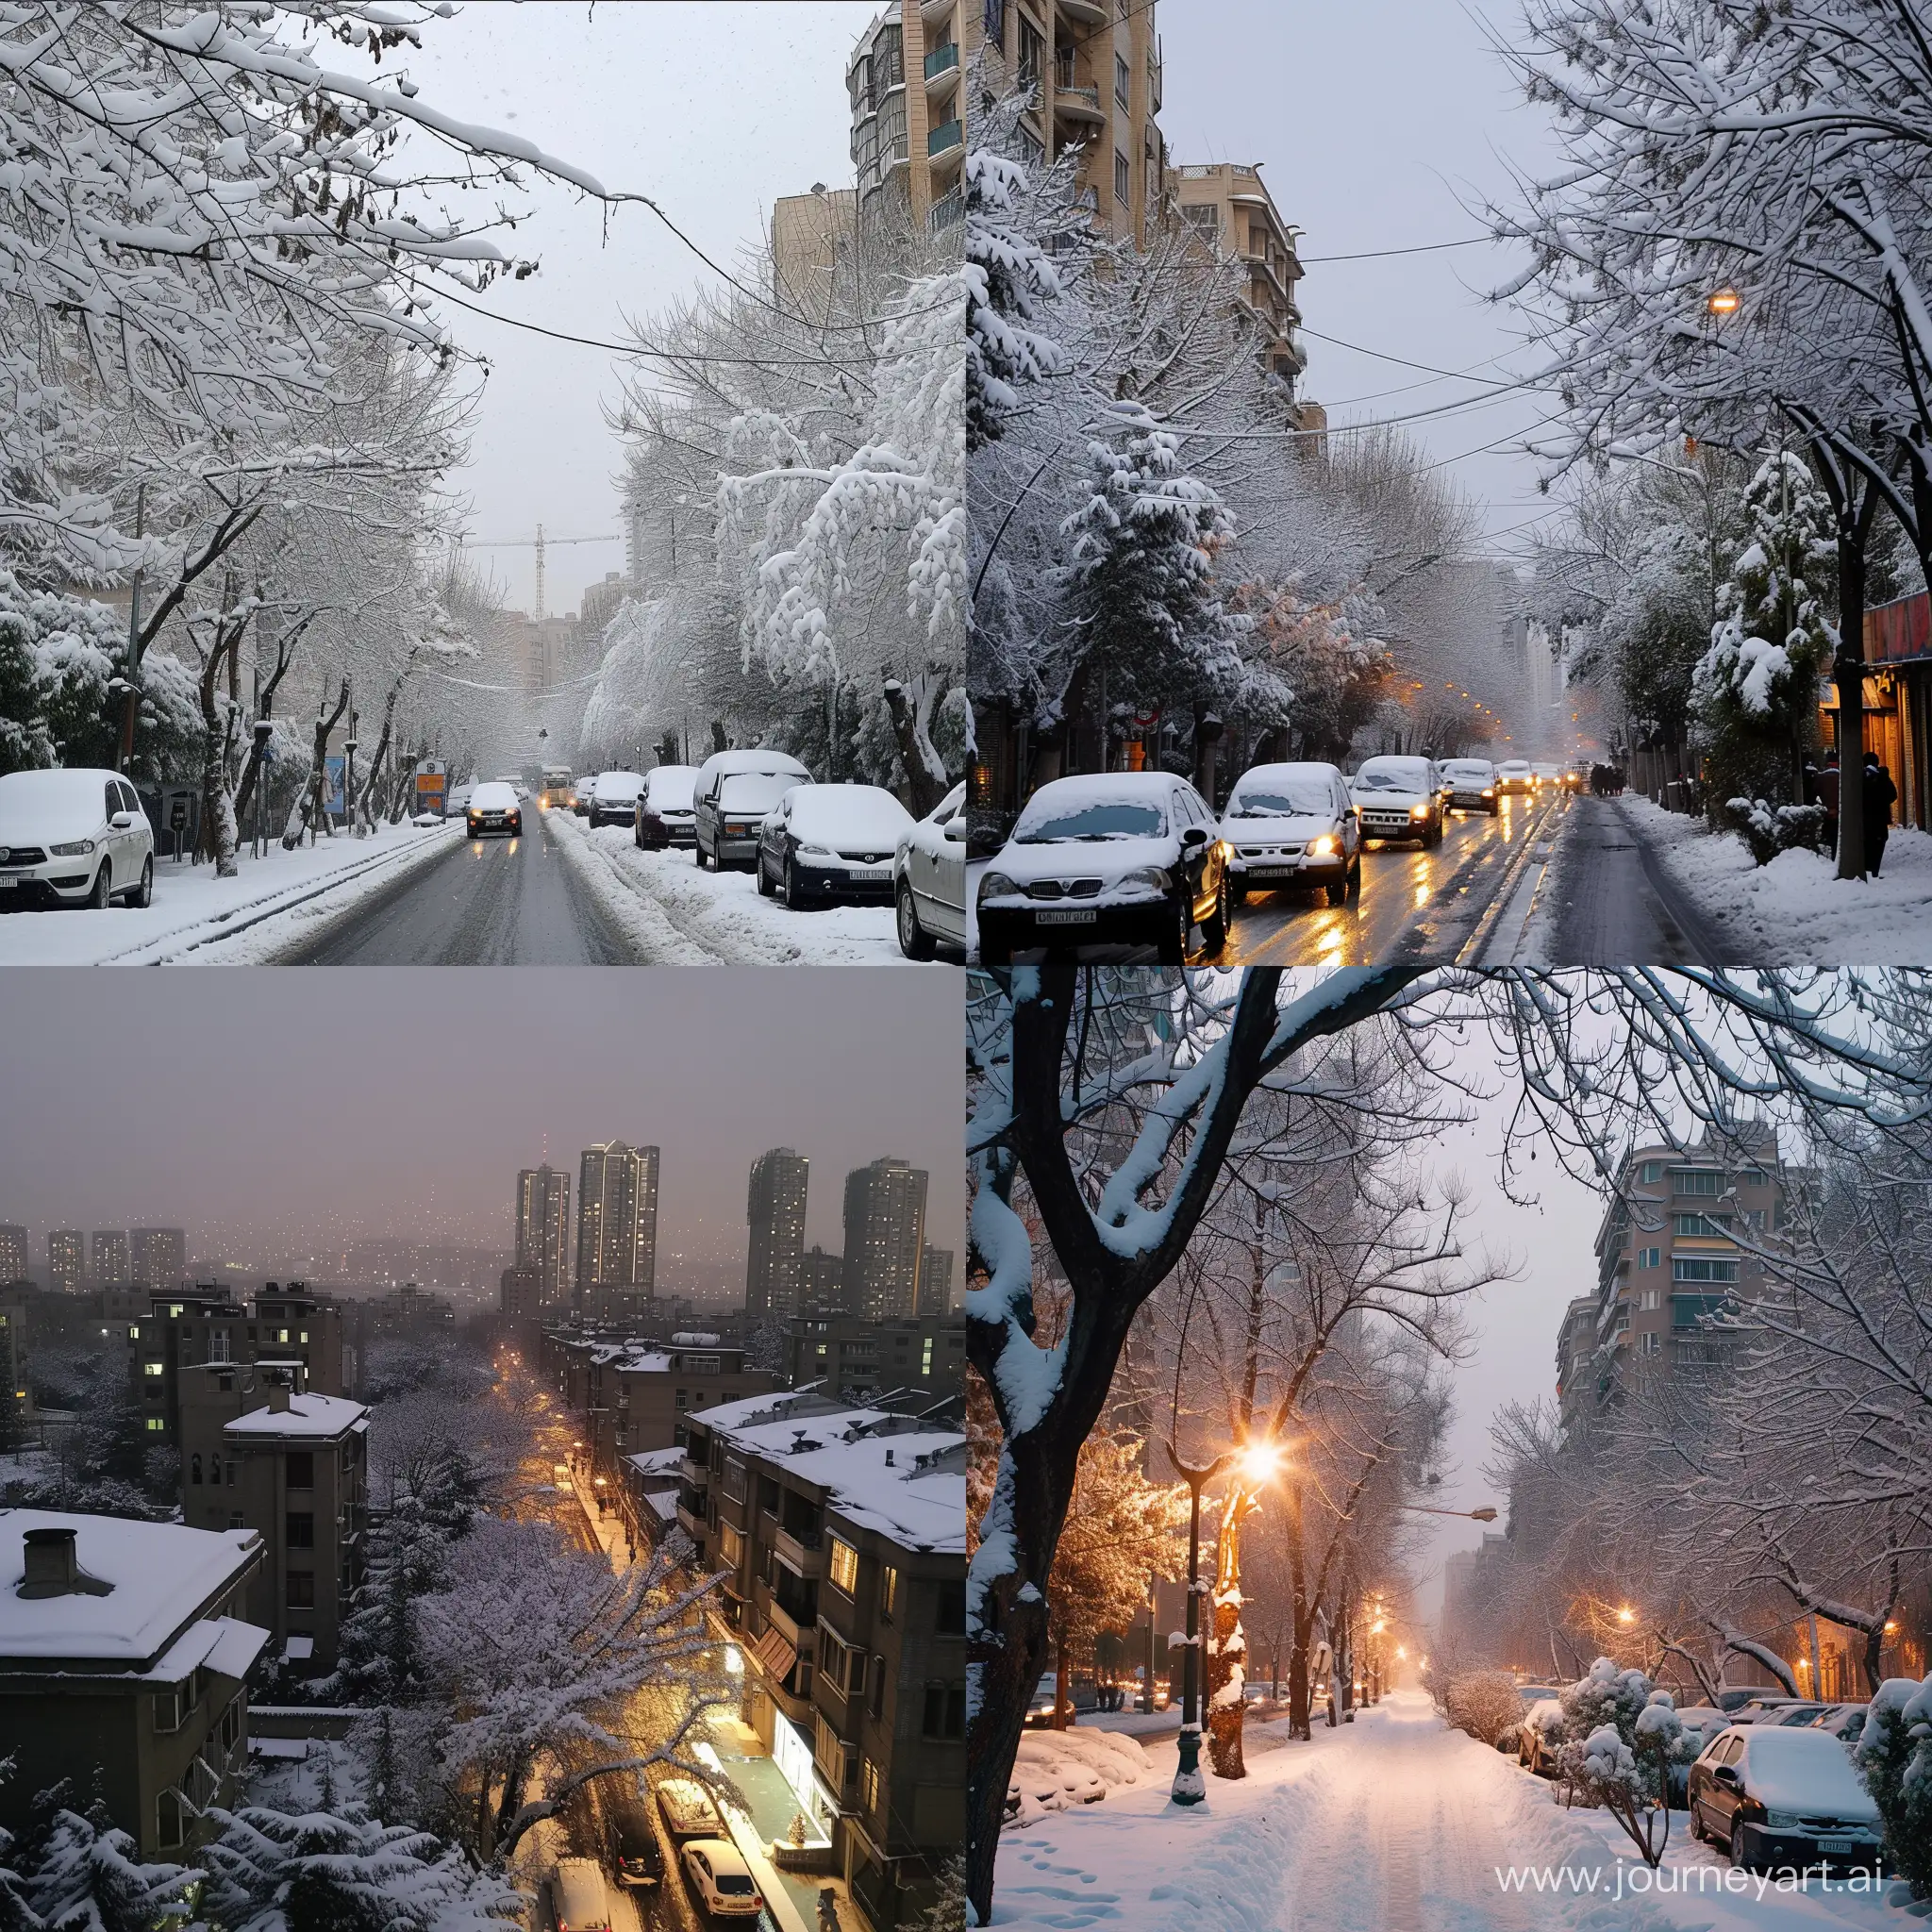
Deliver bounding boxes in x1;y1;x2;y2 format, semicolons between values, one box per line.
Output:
1161;0;1559;556
0;968;963;1291
397;3;872;617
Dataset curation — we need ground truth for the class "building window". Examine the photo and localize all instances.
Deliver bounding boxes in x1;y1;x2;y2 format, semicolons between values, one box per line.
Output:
1114;52;1130;108
923;1682;966;1739
982;0;1006;54
143;1361;164;1378
861;1756;882;1816
720;1523;744;1568
1640;1332;1663;1356
721;1457;747;1503
157;1791;186;1851
935;1578;965;1636
1017;13;1042;88
828;1536;859;1596
1672;1169;1722;1196
146;1417;165;1433
287;1571;316;1608
191;1455;203;1485
286;1452;314;1490
1640;1161;1663;1184
1674;1257;1740;1284
155;1689;184;1734
1637;1247;1661;1270
1639;1289;1659;1311
1674;1213;1731;1238
1114;148;1130;208
880;1565;899;1622
286;1512;315;1550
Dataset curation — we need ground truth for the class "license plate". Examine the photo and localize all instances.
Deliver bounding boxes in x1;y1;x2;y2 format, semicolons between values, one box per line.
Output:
851;868;891;881
1248;867;1299;879
1035;908;1098;925
0;876;14;889
1819;1839;1857;1854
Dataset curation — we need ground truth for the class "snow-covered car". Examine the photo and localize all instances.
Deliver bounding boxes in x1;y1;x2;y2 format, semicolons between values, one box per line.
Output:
679;1840;759;1918
1807;1702;1869;1742
1024;1673;1060;1728
492;774;530;802
1349;756;1444;847
655;1778;724;1840
1689;1723;1883;1871
976;772;1232;965
0;768;155;910
465;781;522;839
444;784;474;820
1440;758;1499;815
587;770;644;828
1494;759;1534;796
573;775;594;818
635;765;699;849
1724;1694;1807;1724
1217;761;1361;905
550;1857;611;1932
604;1792;662;1888
1531;761;1563;791
894;781;968;958
1516;1698;1566;1774
756;783;912;908
691;749;812;871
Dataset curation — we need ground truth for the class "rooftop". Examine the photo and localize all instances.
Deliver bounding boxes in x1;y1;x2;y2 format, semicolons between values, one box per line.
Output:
224;1391;368;1440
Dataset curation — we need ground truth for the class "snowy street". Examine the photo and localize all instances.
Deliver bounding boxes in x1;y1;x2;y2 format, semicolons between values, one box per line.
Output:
996;1694;1895;1932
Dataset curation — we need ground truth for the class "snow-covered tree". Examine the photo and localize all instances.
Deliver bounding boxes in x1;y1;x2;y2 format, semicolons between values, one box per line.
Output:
11;1800;196;1932
1857;1675;1932;1899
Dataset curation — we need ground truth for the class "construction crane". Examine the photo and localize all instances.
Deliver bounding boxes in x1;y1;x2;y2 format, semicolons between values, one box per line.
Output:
457;525;622;620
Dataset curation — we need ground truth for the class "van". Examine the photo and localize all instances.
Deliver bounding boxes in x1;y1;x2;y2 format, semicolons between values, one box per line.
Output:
551;1857;612;1932
691;749;811;872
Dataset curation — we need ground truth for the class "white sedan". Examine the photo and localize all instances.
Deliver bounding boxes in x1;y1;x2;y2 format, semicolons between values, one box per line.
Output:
0;768;155;910
679;1840;760;1918
894;781;967;958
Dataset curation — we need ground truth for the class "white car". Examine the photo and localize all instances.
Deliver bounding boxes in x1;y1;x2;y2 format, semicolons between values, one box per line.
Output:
465;780;523;838
1494;759;1535;796
679;1840;760;1918
444;783;474;820
691;749;813;871
655;1777;724;1840
894;781;968;958
635;765;699;849
0;768;155;910
1350;755;1444;847
977;771;1232;965
1218;761;1361;906
1440;758;1499;815
1531;761;1563;791
1689;1723;1883;1871
755;782;911;908
588;770;644;828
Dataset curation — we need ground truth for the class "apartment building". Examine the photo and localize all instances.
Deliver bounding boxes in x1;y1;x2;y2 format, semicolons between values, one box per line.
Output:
843;1159;928;1322
967;0;1167;246
575;1141;660;1325
788;1314;965;1405
177;1367;368;1676
92;1230;131;1287
773;187;861;322
1581;1134;1784;1408
746;1148;811;1319
47;1229;84;1295
0;1511;267;1857
915;1246;954;1318
579;1340;778;1473
1553;1294;1598;1436
1170;162;1308;396
846;3;964;231
130;1228;188;1288
677;1391;966;1928
0;1225;25;1286
515;1164;572;1308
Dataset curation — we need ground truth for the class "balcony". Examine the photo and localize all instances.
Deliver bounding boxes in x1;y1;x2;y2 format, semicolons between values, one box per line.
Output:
1057;0;1108;22
774;1523;824;1575
928;189;964;233
1054;85;1105;127
924;41;958;83
764;1596;802;1651
927;117;962;158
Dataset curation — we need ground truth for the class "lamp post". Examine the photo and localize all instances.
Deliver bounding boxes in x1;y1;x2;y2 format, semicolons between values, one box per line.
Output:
1166;1443;1227;1807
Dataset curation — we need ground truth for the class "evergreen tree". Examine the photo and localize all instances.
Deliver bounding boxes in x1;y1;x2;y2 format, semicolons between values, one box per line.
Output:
21;1803;196;1932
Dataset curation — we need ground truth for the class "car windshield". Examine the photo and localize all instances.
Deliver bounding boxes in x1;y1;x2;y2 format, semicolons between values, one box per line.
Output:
1445;763;1491;779
720;773;800;811
596;772;642;798
1013;798;1166;842
1227;783;1333;818
1355;761;1429;791
0;768;110;831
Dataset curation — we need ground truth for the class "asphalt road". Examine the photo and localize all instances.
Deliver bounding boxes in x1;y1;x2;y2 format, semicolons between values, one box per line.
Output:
1220;791;1562;967
1544;795;1726;966
285;806;640;964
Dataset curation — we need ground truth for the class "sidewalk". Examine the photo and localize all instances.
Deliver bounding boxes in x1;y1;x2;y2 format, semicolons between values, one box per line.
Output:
567;1464;633;1574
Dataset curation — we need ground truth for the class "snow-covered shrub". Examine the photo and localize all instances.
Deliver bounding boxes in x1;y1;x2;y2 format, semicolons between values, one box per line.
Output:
1856;1674;1932;1900
1551;1659;1682;1804
1005;1730;1150;1829
1724;796;1827;866
1442;1671;1525;1748
6;1794;198;1932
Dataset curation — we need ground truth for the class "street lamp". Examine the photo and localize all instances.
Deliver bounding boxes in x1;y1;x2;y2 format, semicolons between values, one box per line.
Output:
1165;1443;1227;1807
1617;1605;1637;1625
1707;287;1741;317
1398;1504;1498;1522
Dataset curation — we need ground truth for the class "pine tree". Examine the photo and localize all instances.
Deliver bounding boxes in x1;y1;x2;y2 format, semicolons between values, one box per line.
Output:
22;1803;196;1932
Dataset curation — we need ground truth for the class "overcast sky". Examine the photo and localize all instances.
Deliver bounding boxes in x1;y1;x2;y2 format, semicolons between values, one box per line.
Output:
0;969;963;1290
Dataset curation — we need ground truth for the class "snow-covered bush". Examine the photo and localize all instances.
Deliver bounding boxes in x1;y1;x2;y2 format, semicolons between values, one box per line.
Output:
1005;1730;1150;1829
1724;796;1828;866
1550;1659;1688;1805
5;1793;198;1932
1442;1671;1525;1749
1856;1674;1932;1900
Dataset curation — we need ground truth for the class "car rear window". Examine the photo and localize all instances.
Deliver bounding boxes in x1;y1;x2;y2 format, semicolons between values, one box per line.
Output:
1013;798;1166;841
714;1875;756;1896
647;769;696;810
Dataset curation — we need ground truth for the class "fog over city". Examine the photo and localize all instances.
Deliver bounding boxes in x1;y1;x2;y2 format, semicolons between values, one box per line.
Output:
0;969;962;1285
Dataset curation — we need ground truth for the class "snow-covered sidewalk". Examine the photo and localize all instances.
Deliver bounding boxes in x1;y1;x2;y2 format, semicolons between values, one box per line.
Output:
991;1690;1895;1932
0;817;464;965
1616;796;1932;964
545;811;927;966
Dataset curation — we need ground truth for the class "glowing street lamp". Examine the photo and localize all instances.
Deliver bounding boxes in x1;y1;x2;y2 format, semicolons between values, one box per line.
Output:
1617;1605;1637;1625
1707;287;1740;317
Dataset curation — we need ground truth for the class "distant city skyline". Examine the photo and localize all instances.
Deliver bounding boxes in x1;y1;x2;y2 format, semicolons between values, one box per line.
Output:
0;971;963;1286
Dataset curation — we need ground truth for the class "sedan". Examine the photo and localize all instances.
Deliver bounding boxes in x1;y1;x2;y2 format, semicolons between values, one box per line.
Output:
1217;761;1360;905
587;770;644;828
656;1778;724;1840
1439;758;1499;815
604;1793;663;1889
1689;1724;1884;1872
756;783;913;908
1494;759;1535;796
894;781;968;958
635;765;699;849
680;1840;760;1919
1350;756;1443;847
977;771;1231;965
465;780;522;838
0;768;155;910
1531;761;1563;791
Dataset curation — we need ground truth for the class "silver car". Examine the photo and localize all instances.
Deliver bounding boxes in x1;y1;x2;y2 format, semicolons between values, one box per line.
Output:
0;768;155;910
894;781;968;957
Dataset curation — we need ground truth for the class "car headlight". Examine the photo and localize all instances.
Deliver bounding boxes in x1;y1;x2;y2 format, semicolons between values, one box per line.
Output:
1307;834;1338;857
1762;1811;1798;1831
1117;866;1171;893
798;843;830;857
51;839;95;856
1482;788;1495;797
978;871;1021;903
1409;804;1429;819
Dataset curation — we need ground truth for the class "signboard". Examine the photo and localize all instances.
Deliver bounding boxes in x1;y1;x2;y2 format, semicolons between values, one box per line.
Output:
414;760;446;814
324;757;345;817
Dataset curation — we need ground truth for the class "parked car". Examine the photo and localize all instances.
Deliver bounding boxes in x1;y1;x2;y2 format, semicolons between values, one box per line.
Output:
1516;1697;1566;1775
1495;1685;1562;1754
1349;756;1444;847
0;769;155;911
1807;1703;1869;1742
893;780;968;958
604;1791;664;1888
634;765;699;849
680;1839;760;1918
444;783;474;820
755;782;911;908
1531;761;1563;791
587;770;644;828
1024;1672;1060;1728
1688;1723;1884;1872
655;1777;724;1840
1562;762;1589;792
1771;1703;1833;1727
1494;758;1535;796
1725;1694;1807;1724
549;1857;612;1932
1439;758;1500;816
1217;760;1361;905
977;771;1231;965
465;780;522;839
573;775;594;818
691;749;812;871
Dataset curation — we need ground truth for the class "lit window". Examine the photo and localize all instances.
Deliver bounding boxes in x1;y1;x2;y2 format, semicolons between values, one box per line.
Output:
143;1361;164;1376
861;1757;882;1814
881;1565;900;1621
828;1537;859;1595
146;1418;166;1433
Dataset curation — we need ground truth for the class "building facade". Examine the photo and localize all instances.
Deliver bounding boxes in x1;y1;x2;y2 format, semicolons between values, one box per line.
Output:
747;1148;811;1318
575;1141;660;1324
788;1314;965;1405
130;1228;188;1288
0;1225;25;1286
47;1229;83;1295
1170;162;1307;392
846;3;963;231
842;1159;928;1321
915;1247;954;1317
516;1163;573;1307
92;1230;131;1287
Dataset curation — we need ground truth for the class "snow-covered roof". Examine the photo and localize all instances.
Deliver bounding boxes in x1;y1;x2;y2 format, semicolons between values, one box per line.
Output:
688;1387;835;1434
224;1391;368;1439
625;1447;684;1478
610;1351;673;1374
645;1492;679;1522
0;1509;263;1664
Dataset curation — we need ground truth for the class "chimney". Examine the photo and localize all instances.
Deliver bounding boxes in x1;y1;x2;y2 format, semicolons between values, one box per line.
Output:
266;1381;291;1413
20;1526;78;1597
884;1448;894;1467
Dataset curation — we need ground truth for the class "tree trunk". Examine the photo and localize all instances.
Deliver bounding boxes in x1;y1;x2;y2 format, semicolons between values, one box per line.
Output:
1205;1494;1253;1778
284;679;350;848
1833;483;1874;877
1052;1628;1071;1730
882;673;948;818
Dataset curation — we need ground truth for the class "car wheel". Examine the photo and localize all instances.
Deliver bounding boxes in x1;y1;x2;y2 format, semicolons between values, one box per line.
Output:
1326;874;1348;907
1729;1815;1751;1870
896;880;938;960
83;862;111;910
695;840;710;871
1199;874;1230;956
1689;1798;1707;1842
756;853;775;897
1157;894;1190;966
1347;857;1362;898
127;853;153;909
782;856;810;909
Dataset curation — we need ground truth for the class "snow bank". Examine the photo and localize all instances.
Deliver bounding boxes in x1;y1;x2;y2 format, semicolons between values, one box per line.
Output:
1007;1728;1153;1827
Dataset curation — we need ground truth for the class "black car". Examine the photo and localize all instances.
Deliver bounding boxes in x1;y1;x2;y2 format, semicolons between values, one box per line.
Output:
756;783;914;908
465;781;522;838
1688;1724;1884;1873
604;1792;663;1888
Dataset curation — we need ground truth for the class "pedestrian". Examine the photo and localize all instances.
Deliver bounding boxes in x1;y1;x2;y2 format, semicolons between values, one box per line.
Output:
1816;748;1840;857
1864;752;1898;876
817;1889;841;1932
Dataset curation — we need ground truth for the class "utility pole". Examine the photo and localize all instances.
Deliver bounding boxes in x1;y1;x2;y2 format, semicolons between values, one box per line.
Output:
117;484;147;774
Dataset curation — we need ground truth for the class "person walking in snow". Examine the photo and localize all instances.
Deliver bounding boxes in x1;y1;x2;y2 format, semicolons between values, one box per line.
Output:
1863;753;1898;876
1815;748;1840;857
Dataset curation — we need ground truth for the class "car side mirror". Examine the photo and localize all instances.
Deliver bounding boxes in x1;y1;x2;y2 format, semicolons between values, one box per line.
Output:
109;811;134;829
1713;1764;1740;1786
942;818;967;841
1181;825;1209;849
